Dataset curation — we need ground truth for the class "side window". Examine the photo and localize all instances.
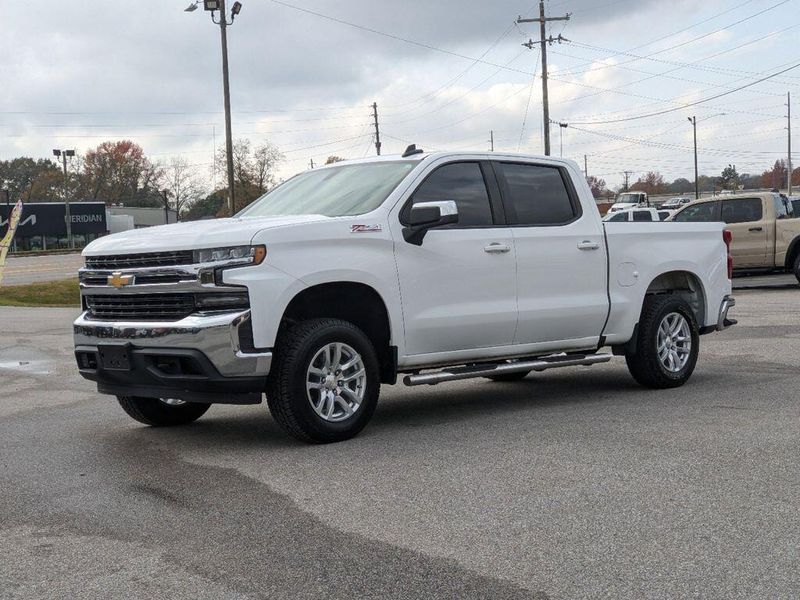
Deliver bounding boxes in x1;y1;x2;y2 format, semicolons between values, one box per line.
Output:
607;212;627;222
674;202;718;222
408;162;493;227
721;198;762;224
497;163;579;226
632;210;653;222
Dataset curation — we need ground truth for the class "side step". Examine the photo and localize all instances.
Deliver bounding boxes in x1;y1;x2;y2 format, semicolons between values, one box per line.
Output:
403;353;612;386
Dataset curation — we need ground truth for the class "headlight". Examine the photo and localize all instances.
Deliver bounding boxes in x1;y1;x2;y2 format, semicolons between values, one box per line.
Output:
194;245;266;265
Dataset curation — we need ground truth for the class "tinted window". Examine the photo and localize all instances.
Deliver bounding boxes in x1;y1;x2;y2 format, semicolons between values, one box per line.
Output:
674;202;718;222
632;210;653;222
658;211;671;221
792;199;800;216
607;212;627;222
410;162;493;227
721;198;762;224
498;163;577;225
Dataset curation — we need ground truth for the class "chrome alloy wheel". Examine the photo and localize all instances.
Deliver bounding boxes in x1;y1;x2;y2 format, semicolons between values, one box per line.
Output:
306;342;366;422
657;312;692;373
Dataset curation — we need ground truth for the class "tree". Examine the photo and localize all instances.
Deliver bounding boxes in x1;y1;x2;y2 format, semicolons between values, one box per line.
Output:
214;138;284;212
630;171;666;195
183;190;226;221
81;140;162;206
586;175;609;199
666;178;694;194
325;156;345;165
720;164;740;190
161;157;204;219
0;157;62;201
761;159;788;190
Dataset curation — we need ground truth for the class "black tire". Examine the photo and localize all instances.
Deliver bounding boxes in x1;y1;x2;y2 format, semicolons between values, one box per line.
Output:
484;371;531;382
625;295;700;389
266;318;380;443
793;253;800;284
116;396;210;426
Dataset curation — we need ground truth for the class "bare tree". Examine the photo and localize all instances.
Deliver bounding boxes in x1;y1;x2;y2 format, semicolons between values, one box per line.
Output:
162;157;204;219
214;138;284;209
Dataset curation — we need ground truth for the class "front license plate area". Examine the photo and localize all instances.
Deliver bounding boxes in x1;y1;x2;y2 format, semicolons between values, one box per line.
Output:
98;345;132;371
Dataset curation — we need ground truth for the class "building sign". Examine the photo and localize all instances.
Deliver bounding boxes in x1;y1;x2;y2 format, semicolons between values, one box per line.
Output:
0;202;107;237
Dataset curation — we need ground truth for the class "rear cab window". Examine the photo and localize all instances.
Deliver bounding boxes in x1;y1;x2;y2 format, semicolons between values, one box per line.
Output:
494;162;581;226
721;198;763;224
674;201;719;222
632;210;653;222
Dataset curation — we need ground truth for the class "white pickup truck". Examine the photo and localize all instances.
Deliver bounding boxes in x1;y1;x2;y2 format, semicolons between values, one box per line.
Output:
74;149;735;443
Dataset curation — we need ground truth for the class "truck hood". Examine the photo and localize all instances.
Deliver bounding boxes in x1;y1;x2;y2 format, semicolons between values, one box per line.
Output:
83;215;330;256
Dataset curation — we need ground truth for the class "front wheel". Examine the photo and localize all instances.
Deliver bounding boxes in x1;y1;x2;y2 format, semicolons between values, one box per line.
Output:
116;396;210;426
266;318;380;443
625;295;699;389
793;254;800;284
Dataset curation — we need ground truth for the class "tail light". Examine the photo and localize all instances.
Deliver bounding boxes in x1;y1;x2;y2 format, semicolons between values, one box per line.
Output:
723;230;733;280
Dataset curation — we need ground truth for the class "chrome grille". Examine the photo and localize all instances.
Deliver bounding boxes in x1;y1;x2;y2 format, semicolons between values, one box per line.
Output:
85;294;195;321
85;250;194;270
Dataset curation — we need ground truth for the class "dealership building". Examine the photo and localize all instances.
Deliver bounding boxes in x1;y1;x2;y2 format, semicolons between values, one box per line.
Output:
0;202;177;252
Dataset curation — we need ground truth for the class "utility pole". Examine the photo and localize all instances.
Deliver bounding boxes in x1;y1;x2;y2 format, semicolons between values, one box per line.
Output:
584;154;588;178
688;116;699;199
489;130;494;152
162;190;170;225
52;149;75;249
309;158;315;169
372;102;382;156
788;92;793;195
554;121;568;157
622;171;633;192
517;2;570;156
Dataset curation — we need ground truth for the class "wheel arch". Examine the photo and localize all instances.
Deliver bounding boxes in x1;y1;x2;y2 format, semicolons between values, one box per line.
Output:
784;235;800;271
643;270;707;328
278;281;397;383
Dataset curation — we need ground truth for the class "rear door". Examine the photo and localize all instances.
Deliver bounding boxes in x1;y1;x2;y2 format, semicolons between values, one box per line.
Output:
493;160;608;346
720;197;767;268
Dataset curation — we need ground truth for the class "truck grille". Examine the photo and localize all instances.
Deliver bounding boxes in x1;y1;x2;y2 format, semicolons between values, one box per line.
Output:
85;250;194;270
85;294;195;321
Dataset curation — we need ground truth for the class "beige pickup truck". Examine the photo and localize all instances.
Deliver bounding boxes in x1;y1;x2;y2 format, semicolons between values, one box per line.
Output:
670;192;800;281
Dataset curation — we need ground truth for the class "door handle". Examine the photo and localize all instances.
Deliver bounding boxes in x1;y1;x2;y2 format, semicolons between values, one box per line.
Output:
484;243;511;254
577;240;600;250
748;227;763;232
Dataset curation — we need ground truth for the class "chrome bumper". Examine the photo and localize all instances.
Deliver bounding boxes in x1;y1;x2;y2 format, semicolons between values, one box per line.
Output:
73;309;271;378
716;295;737;331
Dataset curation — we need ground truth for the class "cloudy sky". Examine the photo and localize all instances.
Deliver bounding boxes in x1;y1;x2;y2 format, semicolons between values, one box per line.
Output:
1;0;798;189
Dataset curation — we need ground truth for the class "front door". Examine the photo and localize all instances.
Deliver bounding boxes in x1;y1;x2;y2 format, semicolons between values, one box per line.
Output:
392;160;517;356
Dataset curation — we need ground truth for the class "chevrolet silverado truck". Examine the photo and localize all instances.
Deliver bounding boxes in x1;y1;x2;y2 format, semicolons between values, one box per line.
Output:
670;191;800;282
74;149;735;443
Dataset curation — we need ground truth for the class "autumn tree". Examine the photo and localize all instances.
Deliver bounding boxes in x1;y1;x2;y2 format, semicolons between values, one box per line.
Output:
586;175;610;199
325;156;345;165
0;157;63;201
80;140;162;206
630;171;666;195
666;178;694;194
761;159;788;190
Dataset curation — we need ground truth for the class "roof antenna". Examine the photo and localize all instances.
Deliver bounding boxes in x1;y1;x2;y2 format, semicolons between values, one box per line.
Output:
402;144;424;158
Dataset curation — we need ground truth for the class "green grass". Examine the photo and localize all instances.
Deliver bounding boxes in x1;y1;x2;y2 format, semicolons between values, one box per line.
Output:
0;278;81;307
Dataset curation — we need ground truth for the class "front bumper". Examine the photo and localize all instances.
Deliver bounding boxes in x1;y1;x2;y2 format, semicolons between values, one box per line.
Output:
73;310;271;404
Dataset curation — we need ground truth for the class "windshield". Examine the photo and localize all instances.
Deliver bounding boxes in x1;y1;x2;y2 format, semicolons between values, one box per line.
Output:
238;161;417;218
614;193;641;204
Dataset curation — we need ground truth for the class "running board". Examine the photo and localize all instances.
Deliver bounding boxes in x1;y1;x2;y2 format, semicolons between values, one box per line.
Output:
403;353;613;386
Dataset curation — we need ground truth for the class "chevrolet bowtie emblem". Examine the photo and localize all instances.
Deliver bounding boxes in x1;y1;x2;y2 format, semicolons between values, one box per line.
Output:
108;272;134;289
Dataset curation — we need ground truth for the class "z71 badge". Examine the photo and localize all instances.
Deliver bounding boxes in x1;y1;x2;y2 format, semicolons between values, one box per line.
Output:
350;224;382;233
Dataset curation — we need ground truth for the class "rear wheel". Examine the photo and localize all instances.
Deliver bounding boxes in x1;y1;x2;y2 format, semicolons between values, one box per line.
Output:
116;396;210;426
266;318;380;443
625;295;699;389
793;253;800;284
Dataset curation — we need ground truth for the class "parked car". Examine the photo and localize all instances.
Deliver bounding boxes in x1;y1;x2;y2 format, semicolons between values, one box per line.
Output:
670;191;800;281
661;197;692;210
602;208;661;222
74;150;735;443
607;191;649;213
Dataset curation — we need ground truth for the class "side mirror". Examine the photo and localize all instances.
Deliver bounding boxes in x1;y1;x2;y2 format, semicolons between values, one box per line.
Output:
403;201;459;245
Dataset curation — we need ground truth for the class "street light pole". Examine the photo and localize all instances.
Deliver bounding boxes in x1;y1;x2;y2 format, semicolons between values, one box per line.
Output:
186;0;242;216
688;116;699;199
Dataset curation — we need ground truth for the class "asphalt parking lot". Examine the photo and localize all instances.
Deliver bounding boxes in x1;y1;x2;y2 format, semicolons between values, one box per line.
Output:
1;288;799;599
